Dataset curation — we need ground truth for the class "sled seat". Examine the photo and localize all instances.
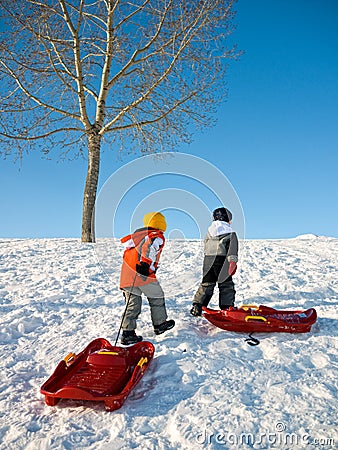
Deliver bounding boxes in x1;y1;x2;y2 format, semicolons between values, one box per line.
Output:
63;354;129;395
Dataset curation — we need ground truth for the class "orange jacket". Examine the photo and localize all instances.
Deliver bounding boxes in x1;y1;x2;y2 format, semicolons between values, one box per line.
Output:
119;227;165;288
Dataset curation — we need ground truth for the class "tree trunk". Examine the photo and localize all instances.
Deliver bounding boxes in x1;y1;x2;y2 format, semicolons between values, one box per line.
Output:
81;132;101;242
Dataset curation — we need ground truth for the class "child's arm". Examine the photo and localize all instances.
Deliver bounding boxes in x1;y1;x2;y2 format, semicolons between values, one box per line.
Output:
227;232;238;262
139;236;164;272
227;233;238;276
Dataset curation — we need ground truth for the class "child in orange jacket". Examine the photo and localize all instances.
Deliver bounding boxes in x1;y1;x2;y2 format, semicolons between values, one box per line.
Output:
119;212;175;345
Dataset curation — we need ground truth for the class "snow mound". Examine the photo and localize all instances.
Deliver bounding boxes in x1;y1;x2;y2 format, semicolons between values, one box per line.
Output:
293;233;319;240
1;238;337;449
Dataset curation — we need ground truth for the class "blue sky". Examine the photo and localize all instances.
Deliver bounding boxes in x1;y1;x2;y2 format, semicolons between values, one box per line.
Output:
1;0;338;239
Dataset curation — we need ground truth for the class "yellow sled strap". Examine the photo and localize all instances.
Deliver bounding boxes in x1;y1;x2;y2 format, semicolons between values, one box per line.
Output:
245;315;267;322
240;305;259;311
97;351;119;355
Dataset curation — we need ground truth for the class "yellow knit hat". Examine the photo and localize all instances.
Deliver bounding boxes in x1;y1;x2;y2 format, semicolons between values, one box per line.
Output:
143;212;167;232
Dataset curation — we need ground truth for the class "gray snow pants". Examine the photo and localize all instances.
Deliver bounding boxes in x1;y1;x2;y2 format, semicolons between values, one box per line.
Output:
193;255;236;309
121;281;167;331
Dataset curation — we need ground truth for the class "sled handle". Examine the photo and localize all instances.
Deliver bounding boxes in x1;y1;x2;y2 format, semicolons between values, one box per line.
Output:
137;357;148;368
63;352;76;366
241;305;259;311
245;315;267;322
121;357;149;393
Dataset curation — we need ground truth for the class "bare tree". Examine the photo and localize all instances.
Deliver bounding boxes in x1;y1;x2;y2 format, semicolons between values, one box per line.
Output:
0;0;240;242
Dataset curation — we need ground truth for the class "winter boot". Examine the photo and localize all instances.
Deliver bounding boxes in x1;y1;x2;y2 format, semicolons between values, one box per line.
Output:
190;303;202;317
121;330;143;345
154;319;175;335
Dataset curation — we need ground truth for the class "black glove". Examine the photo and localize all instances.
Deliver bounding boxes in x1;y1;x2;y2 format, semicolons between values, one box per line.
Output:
136;261;150;279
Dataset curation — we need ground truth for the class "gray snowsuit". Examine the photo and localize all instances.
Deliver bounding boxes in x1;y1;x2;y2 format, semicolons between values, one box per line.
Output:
193;220;238;309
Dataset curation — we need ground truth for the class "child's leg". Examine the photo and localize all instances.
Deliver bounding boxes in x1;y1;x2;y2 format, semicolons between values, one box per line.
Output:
193;255;225;307
218;278;236;309
141;281;167;327
193;282;216;307
121;288;142;331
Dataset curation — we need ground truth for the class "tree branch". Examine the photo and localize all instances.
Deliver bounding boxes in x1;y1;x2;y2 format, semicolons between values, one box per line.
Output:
59;0;91;129
0;127;84;141
95;0;115;127
100;2;212;135
0;60;81;120
106;0;172;90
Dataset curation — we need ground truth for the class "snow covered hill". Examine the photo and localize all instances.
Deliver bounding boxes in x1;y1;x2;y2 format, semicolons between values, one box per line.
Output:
1;236;337;449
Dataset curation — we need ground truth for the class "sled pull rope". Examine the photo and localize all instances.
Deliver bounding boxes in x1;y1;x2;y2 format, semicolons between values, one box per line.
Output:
114;271;138;346
245;333;260;346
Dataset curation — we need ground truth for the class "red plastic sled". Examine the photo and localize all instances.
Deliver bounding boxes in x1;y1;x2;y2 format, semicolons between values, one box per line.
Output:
203;305;317;333
40;338;154;411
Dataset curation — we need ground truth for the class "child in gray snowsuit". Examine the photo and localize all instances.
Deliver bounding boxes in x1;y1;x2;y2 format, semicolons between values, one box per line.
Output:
190;207;238;316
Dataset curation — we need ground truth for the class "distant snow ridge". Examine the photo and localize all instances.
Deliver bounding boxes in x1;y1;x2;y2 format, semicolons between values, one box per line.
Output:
293;233;319;239
0;237;337;450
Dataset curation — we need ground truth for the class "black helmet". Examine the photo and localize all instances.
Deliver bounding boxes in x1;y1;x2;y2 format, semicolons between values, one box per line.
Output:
212;207;232;223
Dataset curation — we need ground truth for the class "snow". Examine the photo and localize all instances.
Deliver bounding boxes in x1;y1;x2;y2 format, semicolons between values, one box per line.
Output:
0;236;337;449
